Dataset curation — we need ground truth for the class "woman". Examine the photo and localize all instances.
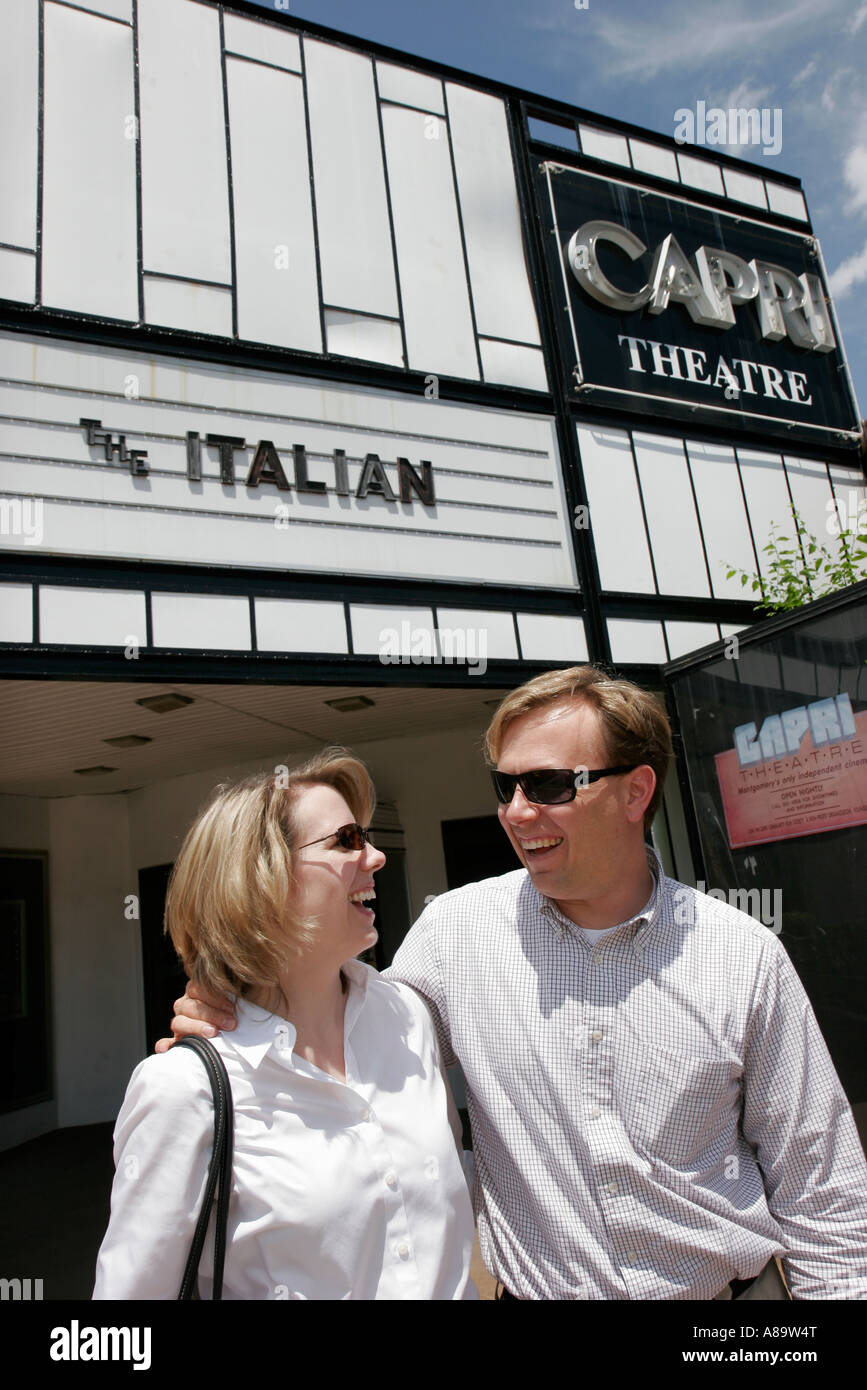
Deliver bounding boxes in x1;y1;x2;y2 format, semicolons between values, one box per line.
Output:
93;748;476;1300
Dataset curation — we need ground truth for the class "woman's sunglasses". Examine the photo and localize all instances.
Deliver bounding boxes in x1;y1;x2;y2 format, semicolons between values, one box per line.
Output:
298;823;374;851
490;765;639;806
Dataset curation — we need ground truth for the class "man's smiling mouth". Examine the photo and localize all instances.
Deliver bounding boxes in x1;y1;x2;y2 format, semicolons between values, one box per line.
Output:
520;837;564;856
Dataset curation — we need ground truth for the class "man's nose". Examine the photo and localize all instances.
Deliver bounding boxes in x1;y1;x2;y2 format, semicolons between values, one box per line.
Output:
503;784;540;821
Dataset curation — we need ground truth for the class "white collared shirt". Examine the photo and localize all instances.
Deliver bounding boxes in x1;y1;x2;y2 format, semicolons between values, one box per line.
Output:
94;960;476;1300
387;849;867;1300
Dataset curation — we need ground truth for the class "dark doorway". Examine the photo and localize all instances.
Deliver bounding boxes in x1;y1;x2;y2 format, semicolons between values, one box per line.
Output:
441;814;520;891
0;852;51;1113
138;863;186;1057
370;847;412;970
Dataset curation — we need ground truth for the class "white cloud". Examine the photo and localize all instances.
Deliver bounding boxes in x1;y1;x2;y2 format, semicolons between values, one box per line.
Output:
586;0;822;80
791;58;818;87
828;238;867;299
846;2;867;34
843;142;867;215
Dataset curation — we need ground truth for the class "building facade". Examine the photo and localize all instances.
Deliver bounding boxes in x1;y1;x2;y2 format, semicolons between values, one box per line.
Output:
0;0;864;1147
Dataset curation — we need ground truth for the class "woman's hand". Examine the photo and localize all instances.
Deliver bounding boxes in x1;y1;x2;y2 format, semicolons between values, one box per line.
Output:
153;981;238;1053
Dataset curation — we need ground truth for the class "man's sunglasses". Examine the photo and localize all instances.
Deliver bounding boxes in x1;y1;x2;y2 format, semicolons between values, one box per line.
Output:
490;765;639;806
298;823;374;851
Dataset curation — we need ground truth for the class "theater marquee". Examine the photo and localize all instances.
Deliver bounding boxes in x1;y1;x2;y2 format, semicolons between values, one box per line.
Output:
537;164;861;446
0;332;576;590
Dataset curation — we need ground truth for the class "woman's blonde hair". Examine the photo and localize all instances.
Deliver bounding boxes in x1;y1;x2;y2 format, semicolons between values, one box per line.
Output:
164;747;374;999
485;665;672;829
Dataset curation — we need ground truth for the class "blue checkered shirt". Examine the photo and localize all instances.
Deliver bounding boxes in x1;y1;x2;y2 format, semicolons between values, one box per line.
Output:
386;849;867;1299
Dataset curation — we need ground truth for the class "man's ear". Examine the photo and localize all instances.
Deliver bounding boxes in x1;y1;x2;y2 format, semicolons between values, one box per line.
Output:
623;765;656;825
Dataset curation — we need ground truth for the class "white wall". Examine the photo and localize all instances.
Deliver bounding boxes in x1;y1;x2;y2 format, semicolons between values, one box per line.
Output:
48;795;142;1130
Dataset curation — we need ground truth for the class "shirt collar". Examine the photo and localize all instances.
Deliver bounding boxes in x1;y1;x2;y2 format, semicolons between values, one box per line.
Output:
538;845;663;941
227;959;371;1071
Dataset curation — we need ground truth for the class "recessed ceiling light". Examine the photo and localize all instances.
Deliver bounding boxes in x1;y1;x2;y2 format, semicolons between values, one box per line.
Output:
325;696;375;713
103;734;153;748
74;765;117;777
136;693;194;714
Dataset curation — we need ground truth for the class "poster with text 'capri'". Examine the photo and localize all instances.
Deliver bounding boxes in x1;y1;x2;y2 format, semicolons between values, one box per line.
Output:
715;693;867;848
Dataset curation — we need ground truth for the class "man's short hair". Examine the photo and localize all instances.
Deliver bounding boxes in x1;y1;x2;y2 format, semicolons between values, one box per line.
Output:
165;747;374;1000
485;666;673;829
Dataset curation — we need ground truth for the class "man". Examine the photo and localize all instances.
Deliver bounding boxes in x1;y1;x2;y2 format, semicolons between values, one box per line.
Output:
167;665;867;1299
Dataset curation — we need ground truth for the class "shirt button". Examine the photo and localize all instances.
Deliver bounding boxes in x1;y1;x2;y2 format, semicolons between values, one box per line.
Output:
591;1029;603;1041
384;1171;398;1190
361;1107;372;1122
397;1242;411;1260
626;1250;638;1264
607;1181;618;1194
590;1107;600;1119
592;957;603;968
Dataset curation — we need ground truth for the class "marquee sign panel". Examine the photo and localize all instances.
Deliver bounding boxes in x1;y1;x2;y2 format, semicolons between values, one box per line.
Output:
537;164;860;445
0;332;576;590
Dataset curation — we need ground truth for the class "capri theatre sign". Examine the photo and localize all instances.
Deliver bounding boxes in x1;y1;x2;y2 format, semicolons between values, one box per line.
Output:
538;164;859;443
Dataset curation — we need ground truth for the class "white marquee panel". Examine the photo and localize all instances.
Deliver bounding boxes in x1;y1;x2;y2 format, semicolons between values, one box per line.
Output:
607;619;667;664
39;585;146;647
686;441;756;599
377;62;444;114
325;311;403;368
737;448;794;580
304;40;399;320
151;592;251;650
676;152;725;196
222;12;301;72
722;167;767;209
446;83;541;349
577;425;655;593
783;456;839;560
227;59;321;354
382;105;479;380
350;605;436;655
632;433;709;597
10;497;571;588
0;333;576;589
0;248;36;304
629;139;678;182
517;612;588;662
143;277;232;337
765;183;808;222
254;598;348;654
0;0;39;252
1;439;559;537
664;621;721;660
75;0;132;19
436;608;518;660
138;0;231;285
478;340;547;392
41;3;138;320
0;584;33;643
579;125;630;166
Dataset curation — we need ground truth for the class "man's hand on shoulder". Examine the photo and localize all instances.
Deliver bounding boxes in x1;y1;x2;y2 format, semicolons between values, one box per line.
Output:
152;981;238;1053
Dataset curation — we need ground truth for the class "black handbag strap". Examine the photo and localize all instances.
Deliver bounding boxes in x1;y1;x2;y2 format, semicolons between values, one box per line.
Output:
174;1036;235;1301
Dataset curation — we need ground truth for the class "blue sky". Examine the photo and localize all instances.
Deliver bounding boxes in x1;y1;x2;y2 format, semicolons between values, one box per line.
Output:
249;0;867;423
